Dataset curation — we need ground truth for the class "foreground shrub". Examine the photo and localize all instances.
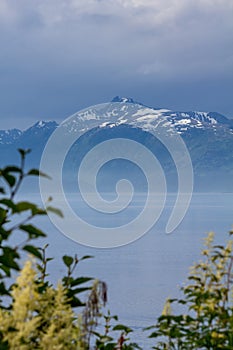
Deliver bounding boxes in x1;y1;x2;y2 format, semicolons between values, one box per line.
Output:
148;231;233;349
0;150;139;349
0;259;85;349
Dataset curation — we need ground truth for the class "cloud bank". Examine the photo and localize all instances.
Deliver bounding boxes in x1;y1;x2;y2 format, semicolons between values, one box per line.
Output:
0;0;232;128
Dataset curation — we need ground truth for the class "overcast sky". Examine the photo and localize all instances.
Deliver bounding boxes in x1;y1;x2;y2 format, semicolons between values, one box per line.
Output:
0;0;233;129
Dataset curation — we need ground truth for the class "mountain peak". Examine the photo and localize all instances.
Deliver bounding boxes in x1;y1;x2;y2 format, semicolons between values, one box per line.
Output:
28;120;58;131
111;96;138;104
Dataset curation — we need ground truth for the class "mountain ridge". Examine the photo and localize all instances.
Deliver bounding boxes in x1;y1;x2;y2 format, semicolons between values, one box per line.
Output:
1;96;233;140
0;97;232;192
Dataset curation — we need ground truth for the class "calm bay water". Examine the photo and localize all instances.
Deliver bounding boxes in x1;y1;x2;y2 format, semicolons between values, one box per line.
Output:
26;192;233;348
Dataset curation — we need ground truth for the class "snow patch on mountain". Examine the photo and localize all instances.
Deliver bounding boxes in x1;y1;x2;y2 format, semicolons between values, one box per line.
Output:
0;129;22;144
177;119;191;125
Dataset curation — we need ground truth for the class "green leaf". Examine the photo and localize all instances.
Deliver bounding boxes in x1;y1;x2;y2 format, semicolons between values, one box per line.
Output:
0;339;9;349
143;325;156;331
0;187;5;194
46;206;63;218
69;295;84;308
2;166;22;174
0;264;11;277
0;208;7;225
0;227;9;241
0;247;20;270
111;315;118;321
0;172;16;187
148;331;160;338
20;224;46;238
23;245;43;260
112;324;133;333
63;255;74;267
80;255;94;261
70;277;93;287
15;201;38;213
18;148;31;158
0;282;10;296
46;257;53;262
0;198;17;212
69;287;92;295
101;343;116;350
27;169;51;179
15;201;46;215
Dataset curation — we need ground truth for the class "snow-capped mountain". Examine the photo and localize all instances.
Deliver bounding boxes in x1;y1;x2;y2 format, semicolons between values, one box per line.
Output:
58;96;233;138
111;97;233;135
0;97;232;191
1;97;232;145
0;121;58;145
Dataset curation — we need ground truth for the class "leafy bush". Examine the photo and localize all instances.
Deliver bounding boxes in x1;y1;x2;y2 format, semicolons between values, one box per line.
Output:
0;150;138;349
148;231;233;349
0;259;85;349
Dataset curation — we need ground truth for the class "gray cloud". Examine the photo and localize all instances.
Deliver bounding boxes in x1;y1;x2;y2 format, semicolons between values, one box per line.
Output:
0;0;232;129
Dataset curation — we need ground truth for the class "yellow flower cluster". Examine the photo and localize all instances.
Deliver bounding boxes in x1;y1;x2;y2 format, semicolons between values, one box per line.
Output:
0;259;85;350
